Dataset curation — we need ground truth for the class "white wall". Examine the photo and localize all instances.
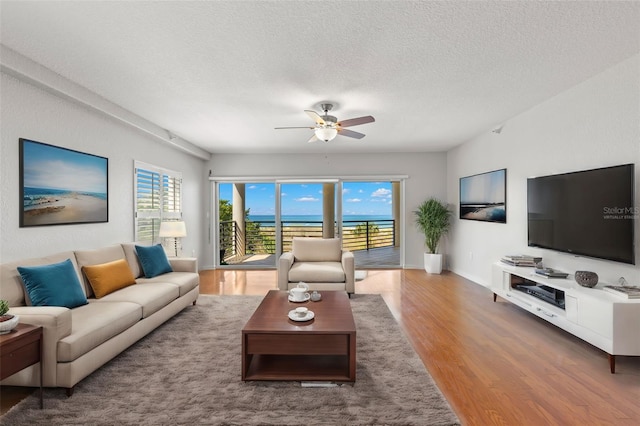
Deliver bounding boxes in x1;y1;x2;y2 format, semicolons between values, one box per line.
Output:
446;54;640;287
0;72;207;263
204;152;448;268
6;52;635;284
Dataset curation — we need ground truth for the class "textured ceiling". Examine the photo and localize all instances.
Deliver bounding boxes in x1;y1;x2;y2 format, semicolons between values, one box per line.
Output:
1;1;639;155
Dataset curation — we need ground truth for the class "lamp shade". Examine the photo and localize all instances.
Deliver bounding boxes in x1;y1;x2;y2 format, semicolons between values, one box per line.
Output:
159;221;187;238
315;127;338;142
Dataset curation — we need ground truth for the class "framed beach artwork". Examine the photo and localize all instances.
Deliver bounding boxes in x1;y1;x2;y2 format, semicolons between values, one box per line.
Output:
19;139;108;227
459;168;506;223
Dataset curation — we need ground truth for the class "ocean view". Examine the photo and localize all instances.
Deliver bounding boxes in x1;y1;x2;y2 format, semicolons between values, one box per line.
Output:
21;186;108;226
23;186;107;209
248;214;393;226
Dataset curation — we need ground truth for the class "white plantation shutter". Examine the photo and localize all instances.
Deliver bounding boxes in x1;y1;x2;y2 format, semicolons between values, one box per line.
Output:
134;161;182;244
163;174;182;219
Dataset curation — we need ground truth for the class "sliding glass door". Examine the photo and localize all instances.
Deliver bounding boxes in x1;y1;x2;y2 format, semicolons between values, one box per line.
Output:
214;178;403;268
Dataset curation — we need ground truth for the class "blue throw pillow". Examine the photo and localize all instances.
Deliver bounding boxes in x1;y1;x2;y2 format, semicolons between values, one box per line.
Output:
17;259;88;308
135;244;173;278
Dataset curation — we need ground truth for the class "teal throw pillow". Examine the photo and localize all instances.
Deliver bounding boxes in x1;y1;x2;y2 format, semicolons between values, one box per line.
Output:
135;244;173;278
18;259;88;308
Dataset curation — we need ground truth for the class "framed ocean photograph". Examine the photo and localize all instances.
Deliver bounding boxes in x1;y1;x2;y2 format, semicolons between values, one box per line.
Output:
459;168;506;223
19;139;108;227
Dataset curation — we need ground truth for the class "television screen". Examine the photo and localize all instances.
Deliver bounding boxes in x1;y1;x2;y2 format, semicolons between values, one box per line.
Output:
527;164;635;265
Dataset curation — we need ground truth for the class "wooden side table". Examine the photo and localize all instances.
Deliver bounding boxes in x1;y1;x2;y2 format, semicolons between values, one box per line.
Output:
0;323;44;408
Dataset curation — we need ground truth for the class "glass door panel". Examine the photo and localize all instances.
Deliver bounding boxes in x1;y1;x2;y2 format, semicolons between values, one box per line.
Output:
218;182;276;267
279;182;338;254
342;181;401;268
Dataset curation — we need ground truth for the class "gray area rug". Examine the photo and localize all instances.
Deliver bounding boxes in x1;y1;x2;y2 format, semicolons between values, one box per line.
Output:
1;294;459;425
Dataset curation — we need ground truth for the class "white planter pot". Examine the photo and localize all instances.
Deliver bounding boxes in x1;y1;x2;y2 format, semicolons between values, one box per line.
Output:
0;314;19;335
424;253;443;274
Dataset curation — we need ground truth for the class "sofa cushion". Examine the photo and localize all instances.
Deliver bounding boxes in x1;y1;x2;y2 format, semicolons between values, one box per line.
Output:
75;245;127;297
292;237;342;262
57;301;142;362
82;259;136;298
135;245;173;278
17;259;88;309
288;261;346;283
121;243;143;278
137;272;199;297
92;282;179;318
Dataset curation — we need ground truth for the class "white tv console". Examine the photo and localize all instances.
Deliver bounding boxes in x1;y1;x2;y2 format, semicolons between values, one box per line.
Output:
492;262;640;373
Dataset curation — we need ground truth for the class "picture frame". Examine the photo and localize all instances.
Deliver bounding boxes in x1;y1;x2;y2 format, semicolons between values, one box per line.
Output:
459;168;506;223
19;138;108;227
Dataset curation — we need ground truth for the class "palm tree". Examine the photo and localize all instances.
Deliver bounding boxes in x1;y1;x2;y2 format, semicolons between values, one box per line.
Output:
353;222;380;249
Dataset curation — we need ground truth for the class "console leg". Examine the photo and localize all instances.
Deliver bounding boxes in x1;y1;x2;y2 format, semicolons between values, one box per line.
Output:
493;293;497;302
608;354;616;374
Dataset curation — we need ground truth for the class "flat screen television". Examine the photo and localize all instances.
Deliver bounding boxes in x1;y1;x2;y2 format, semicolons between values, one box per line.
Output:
527;164;635;265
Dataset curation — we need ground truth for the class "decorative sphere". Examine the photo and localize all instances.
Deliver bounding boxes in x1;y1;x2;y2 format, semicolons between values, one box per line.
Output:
575;271;598;288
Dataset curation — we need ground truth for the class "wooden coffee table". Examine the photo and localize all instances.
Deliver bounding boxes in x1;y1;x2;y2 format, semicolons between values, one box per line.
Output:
242;290;356;382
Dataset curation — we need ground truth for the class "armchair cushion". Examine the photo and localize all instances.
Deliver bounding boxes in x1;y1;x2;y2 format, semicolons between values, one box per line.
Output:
289;262;346;283
292;237;341;262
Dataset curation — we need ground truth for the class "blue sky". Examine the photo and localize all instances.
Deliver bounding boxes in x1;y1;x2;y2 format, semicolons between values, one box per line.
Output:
219;182;393;216
22;140;107;194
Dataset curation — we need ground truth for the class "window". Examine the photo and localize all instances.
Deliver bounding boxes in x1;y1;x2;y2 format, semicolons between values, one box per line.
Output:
134;161;182;244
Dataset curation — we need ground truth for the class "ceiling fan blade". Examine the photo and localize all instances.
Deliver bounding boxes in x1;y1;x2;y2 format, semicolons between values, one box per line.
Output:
305;110;325;126
274;126;315;129
338;129;366;139
337;115;375;128
307;134;320;143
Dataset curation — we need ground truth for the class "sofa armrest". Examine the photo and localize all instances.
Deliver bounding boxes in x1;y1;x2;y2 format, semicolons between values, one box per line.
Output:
277;252;294;291
6;306;72;387
169;257;198;273
341;251;355;294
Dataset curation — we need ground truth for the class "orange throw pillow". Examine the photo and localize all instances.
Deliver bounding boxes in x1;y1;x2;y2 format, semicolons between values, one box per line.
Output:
82;259;136;298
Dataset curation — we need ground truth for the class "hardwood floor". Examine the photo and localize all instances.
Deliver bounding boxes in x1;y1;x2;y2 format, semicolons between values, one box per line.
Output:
203;268;640;425
2;269;639;425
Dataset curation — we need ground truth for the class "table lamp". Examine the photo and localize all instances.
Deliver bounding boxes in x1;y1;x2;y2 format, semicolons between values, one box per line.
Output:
159;221;187;257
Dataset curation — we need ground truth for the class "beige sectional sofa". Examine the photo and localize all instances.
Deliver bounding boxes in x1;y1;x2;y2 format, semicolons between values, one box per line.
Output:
0;243;199;395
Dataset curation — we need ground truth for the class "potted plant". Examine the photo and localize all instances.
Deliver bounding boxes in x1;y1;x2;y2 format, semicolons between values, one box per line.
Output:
0;299;19;334
414;198;452;274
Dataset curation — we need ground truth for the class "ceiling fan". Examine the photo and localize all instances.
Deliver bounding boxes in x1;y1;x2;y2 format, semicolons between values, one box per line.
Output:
275;103;375;142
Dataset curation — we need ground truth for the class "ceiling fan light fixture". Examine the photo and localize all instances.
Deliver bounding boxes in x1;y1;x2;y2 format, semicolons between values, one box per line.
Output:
315;127;338;142
276;103;374;142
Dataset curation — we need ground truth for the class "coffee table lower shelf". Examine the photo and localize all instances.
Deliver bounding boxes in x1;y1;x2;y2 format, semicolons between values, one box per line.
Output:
243;354;351;381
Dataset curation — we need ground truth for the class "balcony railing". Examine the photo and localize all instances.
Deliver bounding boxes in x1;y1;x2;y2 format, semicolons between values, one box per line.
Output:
342;220;395;252
220;219;395;263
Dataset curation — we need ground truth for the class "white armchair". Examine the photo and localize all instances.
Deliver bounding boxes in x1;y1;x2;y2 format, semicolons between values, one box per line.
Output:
278;237;355;295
